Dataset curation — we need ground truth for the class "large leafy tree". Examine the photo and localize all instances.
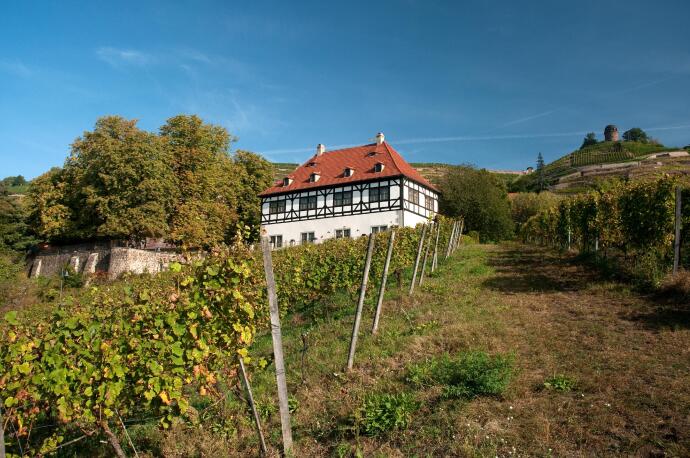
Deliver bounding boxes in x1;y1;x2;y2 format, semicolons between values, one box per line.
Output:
64;116;176;243
0;182;36;252
439;166;514;242
160;115;241;249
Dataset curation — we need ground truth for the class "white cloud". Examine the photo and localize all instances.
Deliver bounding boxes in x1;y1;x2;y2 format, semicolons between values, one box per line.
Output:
96;47;152;68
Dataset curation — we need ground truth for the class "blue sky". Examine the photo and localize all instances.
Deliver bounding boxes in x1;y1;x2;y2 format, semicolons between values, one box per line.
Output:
2;0;690;179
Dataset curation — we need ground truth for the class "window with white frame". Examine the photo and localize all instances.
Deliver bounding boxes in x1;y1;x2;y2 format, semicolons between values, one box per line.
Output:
369;186;389;203
299;195;317;210
333;190;352;206
424;195;435;211
371;225;388;234
270;235;283;249
374;162;385;173
335;228;351;239
301;232;316;244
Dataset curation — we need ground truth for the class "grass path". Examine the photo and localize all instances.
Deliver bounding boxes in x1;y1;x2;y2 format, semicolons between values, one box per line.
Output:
165;243;690;457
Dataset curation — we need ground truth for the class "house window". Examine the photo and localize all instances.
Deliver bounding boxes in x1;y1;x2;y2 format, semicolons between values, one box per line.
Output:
371;225;388;234
301;232;316;244
283;177;292;186
424;195;435;211
270;235;283;249
344;168;354;177
335;228;351;239
309;173;320;182
374;162;385;173
409;189;420;205
299;196;317;210
334;190;353;206
269;200;286;214
369;186;389;203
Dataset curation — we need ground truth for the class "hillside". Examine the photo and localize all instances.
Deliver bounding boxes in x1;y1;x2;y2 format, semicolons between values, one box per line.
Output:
512;141;690;194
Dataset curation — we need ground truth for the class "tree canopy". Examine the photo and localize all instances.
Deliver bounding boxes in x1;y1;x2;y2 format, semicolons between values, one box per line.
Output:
622;127;649;143
439;166;514;242
580;132;598;149
27;115;274;248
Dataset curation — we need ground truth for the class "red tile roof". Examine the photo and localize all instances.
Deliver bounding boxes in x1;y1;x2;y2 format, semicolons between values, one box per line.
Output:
259;141;439;196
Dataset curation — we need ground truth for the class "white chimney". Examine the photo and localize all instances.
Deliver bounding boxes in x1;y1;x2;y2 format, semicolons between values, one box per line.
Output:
316;143;326;155
375;132;385;145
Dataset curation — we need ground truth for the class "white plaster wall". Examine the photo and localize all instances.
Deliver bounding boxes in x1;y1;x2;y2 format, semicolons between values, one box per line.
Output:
263;210;404;245
402;210;430;228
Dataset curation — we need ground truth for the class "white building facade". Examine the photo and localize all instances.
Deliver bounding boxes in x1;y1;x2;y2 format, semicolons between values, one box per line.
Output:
259;133;439;247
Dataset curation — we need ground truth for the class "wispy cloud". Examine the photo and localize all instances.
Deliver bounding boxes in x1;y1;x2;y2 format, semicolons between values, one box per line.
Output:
493;109;558;129
0;60;32;78
96;47;152;68
261;123;690;157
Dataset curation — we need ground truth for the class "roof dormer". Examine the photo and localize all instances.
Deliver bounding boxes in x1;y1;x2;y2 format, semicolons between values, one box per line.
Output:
309;172;321;183
374;162;385;173
344;167;355;177
283;177;293;187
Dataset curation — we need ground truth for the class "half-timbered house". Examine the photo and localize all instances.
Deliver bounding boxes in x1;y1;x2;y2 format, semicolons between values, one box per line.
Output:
259;133;439;247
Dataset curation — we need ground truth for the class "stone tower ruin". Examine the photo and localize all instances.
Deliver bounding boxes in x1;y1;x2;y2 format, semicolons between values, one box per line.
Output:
604;124;619;142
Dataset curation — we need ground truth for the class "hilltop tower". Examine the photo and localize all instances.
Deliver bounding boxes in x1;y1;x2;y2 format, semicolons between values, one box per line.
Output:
604;125;619;142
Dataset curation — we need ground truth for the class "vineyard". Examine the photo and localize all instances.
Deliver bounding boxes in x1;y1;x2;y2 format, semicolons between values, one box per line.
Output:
520;176;690;284
0;217;461;456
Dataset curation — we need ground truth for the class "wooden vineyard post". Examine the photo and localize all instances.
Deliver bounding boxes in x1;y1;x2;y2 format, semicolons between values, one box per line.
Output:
445;221;457;259
238;358;268;455
453;219;464;253
347;234;376;371
409;224;428;295
260;235;293;455
0;405;5;458
418;223;434;287
372;230;395;334
674;186;682;275
431;219;441;272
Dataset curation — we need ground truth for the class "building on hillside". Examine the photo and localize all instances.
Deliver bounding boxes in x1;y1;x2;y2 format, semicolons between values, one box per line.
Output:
258;132;439;247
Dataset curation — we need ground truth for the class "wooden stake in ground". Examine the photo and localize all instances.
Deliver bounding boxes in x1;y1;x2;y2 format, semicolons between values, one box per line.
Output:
238;357;268;456
445;221;457;259
454;219;464;252
347;234;376;371
372;229;395;334
674;185;682;275
409;224;428;295
431;219;441;272
418;223;434;287
261;235;294;455
0;406;6;458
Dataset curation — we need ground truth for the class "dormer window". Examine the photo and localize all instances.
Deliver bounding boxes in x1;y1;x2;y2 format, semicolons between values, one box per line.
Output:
283;177;293;187
374;162;385;173
367;151;377;157
344;167;354;177
307;161;317;167
309;172;320;183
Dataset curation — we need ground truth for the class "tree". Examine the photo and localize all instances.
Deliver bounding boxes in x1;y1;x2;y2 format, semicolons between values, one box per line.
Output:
622;127;649;143
65;116;176;243
27;167;72;241
510;192;560;231
536;152;546;192
160;115;240;249
233;150;274;240
0;185;36;252
580;132;598;149
439;166;514;242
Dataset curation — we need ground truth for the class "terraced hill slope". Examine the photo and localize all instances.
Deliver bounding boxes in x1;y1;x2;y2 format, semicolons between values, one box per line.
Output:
512;141;690;194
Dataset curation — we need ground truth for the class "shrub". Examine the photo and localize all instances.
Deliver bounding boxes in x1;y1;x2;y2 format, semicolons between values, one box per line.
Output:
543;374;576;392
354;393;418;437
407;351;514;399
